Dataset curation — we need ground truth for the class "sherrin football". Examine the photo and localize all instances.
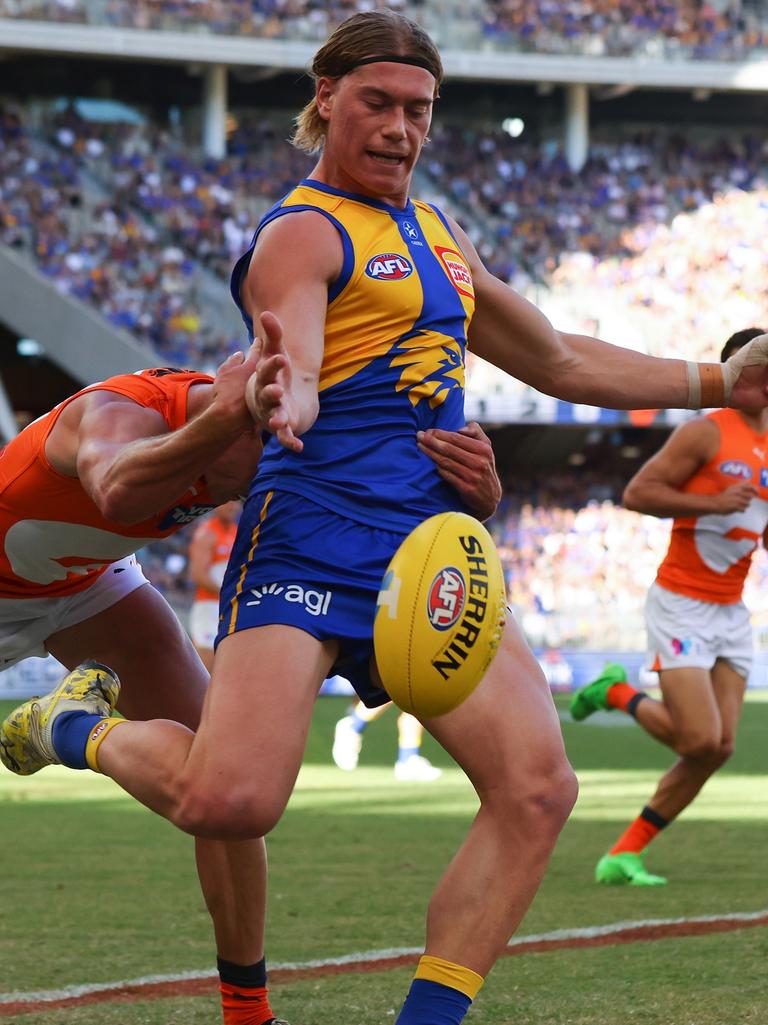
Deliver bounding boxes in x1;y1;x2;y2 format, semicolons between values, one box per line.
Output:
374;512;507;718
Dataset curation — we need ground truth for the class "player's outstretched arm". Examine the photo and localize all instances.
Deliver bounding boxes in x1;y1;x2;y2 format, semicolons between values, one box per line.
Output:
418;422;502;521
60;349;261;524
448;217;768;413
623;418;758;518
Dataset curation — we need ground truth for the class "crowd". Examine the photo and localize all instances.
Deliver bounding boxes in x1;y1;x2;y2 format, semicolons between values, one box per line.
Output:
480;0;768;60
421;124;768;296
5;101;768;374
0;105;310;368
3;0;768;60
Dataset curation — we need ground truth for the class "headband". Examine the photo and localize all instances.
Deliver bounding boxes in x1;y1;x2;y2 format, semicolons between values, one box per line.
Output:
347;54;437;74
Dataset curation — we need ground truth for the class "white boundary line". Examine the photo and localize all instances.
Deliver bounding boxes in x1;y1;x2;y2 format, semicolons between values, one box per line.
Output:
2;908;767;1006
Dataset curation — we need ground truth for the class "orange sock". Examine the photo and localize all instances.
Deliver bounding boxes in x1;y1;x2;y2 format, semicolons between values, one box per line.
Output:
220;982;274;1025
610;806;669;855
606;681;641;714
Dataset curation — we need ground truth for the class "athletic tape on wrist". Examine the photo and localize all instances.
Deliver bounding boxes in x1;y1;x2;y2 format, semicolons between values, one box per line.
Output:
686;362;725;409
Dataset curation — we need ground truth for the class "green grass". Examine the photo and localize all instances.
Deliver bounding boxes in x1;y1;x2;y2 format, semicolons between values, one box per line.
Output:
1;694;767;1023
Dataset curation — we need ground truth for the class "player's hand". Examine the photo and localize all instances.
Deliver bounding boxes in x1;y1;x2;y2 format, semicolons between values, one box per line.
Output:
418;422;502;521
245;311;304;453
209;338;263;434
725;333;768;408
712;482;758;514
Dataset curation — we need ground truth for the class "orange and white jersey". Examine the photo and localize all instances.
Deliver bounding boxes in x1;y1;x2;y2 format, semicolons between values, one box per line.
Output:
192;514;238;601
656;408;768;604
0;368;215;600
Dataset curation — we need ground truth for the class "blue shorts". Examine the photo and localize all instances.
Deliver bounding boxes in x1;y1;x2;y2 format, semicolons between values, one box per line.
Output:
216;489;411;707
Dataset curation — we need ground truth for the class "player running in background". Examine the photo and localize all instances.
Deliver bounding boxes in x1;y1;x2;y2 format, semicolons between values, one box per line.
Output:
332;700;443;781
7;14;768;1025
189;500;241;671
571;328;768;887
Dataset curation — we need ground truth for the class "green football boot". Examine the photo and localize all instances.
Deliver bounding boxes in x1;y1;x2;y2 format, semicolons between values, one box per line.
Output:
595;851;667;887
0;660;120;776
569;662;628;721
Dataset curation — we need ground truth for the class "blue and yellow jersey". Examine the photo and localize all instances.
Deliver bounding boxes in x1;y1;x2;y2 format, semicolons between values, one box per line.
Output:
231;179;475;532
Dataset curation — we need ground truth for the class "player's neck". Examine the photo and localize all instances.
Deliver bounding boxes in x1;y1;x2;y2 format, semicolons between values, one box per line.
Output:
736;407;768;434
309;158;411;210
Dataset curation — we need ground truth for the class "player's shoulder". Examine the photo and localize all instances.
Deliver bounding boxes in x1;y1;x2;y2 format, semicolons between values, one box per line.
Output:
663;413;722;461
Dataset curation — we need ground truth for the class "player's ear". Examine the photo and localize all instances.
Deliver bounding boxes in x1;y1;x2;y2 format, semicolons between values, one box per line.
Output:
316;78;336;120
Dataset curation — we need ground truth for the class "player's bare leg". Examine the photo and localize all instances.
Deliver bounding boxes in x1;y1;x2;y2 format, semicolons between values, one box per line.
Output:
392;618;577;1022
45;588;298;1023
595;661;746;886
645;661;746;820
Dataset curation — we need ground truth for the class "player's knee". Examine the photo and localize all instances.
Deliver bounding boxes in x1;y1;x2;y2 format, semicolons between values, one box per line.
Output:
492;757;577;839
676;730;721;761
175;783;282;840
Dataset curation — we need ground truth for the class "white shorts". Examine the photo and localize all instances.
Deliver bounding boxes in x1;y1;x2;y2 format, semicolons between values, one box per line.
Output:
188;599;219;649
645;581;752;679
0;556;148;670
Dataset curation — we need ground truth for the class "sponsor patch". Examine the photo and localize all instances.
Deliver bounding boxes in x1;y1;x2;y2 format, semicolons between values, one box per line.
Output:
246;582;332;617
760;468;768;488
365;253;413;280
719;460;752;481
158;503;216;529
434;245;474;300
427;567;466;631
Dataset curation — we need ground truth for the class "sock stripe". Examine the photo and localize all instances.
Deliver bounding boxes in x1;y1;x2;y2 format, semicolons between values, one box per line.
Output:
641;805;670;830
84;718;127;772
414;955;484;1000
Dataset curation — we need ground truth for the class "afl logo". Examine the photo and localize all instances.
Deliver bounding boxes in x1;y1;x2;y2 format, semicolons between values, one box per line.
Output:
365;253;413;280
720;460;752;480
427;567;466;631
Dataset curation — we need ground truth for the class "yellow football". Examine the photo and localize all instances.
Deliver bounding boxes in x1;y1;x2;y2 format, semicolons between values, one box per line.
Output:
374;511;507;718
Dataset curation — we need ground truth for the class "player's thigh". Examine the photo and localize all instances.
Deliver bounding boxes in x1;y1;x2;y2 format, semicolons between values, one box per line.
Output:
657;666;721;744
423;616;571;799
186;625;339;817
46;583;209;729
710;658;747;745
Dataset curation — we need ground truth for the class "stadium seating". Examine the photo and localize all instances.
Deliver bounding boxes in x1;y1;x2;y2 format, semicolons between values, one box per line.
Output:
2;0;767;60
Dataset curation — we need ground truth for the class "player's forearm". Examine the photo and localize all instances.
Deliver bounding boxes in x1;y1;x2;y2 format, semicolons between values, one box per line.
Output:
623;482;723;519
549;335;704;410
93;411;245;524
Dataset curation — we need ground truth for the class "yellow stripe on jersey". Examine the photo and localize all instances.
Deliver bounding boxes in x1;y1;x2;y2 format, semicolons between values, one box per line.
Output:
225;491;274;635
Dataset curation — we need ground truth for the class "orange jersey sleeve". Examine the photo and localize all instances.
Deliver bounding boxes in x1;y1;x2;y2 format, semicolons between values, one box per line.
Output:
0;368;216;599
656;408;768;604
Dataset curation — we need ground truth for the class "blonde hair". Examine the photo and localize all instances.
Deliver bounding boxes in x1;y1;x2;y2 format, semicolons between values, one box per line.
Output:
292;10;443;155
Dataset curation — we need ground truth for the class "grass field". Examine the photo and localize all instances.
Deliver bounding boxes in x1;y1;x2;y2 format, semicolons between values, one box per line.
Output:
1;692;767;1024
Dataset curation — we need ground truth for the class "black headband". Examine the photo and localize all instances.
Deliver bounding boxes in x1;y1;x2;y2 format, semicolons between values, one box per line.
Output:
347;54;436;74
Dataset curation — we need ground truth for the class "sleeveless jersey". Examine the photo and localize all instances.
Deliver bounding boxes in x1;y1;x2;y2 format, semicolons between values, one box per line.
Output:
0;368;216;600
192;514;238;601
655;408;768;604
230;179;475;532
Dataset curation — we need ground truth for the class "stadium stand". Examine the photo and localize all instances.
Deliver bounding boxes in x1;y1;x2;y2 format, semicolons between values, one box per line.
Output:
2;0;768;59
